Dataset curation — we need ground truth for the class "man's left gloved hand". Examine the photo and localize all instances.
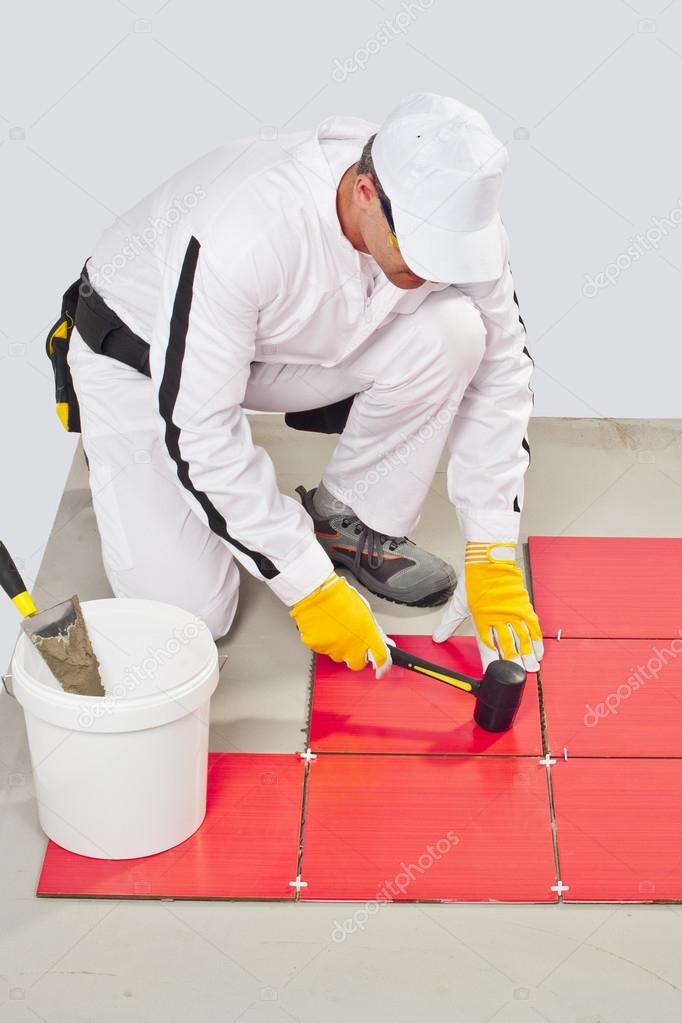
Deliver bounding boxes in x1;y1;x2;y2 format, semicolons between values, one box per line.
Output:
432;542;544;673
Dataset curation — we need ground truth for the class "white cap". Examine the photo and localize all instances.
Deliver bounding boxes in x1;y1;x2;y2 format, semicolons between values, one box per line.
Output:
372;93;509;283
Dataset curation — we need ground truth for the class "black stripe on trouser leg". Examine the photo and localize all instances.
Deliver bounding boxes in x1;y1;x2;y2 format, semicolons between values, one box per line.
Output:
158;235;279;580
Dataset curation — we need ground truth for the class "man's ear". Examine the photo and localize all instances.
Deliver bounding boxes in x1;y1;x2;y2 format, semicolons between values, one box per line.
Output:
354;173;378;210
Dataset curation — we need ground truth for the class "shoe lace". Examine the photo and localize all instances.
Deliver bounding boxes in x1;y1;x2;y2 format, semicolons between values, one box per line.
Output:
340;517;410;572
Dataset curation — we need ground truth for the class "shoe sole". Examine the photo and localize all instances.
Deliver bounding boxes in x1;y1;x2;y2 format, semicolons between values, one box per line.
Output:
372;585;455;608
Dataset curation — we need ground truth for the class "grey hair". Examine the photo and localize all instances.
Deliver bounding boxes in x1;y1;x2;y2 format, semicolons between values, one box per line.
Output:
356;134;391;205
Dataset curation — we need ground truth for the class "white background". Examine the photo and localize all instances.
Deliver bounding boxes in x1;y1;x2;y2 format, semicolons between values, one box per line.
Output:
2;0;682;668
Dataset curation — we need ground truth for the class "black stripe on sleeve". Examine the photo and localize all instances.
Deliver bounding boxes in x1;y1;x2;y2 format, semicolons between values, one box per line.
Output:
510;267;534;512
158;236;279;580
512;288;526;332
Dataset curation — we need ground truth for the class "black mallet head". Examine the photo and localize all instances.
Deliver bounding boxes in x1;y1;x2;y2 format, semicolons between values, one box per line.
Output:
473;659;527;732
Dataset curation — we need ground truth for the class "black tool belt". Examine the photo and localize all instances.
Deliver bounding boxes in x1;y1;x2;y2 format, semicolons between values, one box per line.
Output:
45;263;153;433
47;262;354;436
75;266;151;378
45;275;83;432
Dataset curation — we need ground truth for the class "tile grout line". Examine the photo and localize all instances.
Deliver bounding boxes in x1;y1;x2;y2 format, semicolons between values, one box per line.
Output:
544;761;565;904
290;750;546;759
526;541;565;901
291;654;317;902
302;652;316;750
536;667;550;758
523;541;551;759
293;754;313;904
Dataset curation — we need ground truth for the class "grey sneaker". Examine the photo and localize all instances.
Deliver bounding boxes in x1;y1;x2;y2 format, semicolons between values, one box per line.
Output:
296;484;456;608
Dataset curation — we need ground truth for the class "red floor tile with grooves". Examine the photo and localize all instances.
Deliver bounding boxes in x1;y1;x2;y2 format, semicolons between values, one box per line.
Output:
309;635;542;756
551;758;682;901
39;526;682;905
539;638;682;757
528;536;682;639
300;754;557;902
37;754;305;899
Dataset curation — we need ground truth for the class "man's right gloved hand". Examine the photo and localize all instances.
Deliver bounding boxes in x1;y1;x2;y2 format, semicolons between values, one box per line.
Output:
289;572;393;678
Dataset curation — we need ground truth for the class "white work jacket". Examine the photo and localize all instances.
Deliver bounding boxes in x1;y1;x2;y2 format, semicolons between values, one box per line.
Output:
87;115;533;604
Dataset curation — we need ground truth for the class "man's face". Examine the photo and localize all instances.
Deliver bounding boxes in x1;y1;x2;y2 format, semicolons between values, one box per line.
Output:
353;173;428;290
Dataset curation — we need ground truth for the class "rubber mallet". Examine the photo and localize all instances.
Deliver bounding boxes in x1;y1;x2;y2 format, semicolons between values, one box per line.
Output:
389;645;527;732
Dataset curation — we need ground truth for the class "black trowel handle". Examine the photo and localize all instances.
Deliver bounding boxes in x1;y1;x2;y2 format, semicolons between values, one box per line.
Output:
0;542;38;617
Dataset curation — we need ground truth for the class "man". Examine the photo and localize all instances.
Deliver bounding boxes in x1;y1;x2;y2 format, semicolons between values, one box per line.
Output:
63;92;543;679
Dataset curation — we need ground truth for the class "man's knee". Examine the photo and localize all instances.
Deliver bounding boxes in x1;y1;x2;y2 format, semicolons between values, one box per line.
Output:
186;560;241;640
109;560;240;642
427;293;486;383
198;588;239;641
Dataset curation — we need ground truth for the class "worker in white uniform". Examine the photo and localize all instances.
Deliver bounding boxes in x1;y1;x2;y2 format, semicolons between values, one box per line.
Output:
54;92;543;679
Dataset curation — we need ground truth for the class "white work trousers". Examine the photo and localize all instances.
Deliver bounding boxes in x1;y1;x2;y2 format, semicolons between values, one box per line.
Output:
68;287;486;639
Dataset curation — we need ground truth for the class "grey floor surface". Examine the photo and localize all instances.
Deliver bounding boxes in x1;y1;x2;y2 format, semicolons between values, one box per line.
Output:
2;416;682;1023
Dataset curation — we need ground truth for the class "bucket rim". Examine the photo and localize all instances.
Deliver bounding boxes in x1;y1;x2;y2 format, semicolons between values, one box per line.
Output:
12;640;218;706
10;596;220;720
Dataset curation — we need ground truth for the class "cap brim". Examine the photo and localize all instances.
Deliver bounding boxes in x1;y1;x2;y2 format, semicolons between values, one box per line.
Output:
392;208;506;284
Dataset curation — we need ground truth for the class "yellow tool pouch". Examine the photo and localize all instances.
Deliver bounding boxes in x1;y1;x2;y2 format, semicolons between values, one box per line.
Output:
45;276;82;433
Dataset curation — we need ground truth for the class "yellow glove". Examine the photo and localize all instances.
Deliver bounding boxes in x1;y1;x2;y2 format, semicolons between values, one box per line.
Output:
290;572;392;677
433;543;544;672
465;542;543;668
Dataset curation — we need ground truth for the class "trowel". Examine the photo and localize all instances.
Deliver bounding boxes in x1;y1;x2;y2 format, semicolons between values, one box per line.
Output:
0;541;104;696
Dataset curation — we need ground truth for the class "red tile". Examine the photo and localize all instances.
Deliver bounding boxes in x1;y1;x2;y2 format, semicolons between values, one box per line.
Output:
552;759;682;901
529;536;682;639
37;754;304;899
540;639;682;758
300;754;557;902
309;635;542;755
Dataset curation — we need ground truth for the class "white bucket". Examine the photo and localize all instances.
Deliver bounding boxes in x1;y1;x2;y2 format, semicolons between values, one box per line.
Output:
11;598;219;859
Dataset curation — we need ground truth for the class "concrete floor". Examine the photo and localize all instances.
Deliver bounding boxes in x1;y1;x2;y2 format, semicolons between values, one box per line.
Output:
2;416;682;1023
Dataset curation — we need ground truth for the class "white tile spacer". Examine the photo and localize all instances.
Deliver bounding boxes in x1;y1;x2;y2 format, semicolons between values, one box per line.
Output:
289;875;308;893
299;748;317;763
538;754;556;767
563;747;569;761
556;628;562;641
551;880;569;896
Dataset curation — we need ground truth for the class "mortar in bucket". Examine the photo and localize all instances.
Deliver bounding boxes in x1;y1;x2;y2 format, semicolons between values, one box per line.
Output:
9;598;219;859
